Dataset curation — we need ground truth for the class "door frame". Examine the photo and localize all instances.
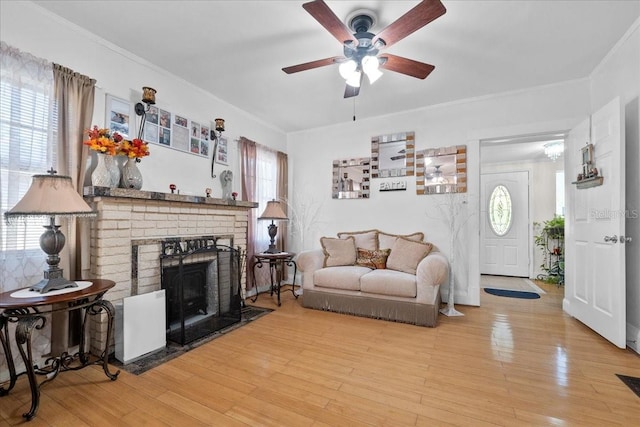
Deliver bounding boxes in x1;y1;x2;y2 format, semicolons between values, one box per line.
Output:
468;118;578;306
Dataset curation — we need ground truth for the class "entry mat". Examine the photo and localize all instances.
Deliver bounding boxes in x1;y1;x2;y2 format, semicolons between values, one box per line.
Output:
483;288;541;299
616;374;640;398
111;305;273;375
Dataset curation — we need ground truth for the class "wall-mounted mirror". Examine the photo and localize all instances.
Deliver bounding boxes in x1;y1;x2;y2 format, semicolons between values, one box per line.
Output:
332;158;370;199
416;145;467;194
371;131;414;178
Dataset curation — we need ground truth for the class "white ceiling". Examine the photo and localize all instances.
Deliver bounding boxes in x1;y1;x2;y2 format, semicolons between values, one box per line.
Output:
33;1;640;135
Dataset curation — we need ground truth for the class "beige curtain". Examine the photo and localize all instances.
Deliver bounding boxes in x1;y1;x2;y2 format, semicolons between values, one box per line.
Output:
239;137;257;290
53;64;96;280
276;151;288;252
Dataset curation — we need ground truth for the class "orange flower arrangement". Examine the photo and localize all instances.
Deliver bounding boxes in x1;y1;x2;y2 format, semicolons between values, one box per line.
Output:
83;126;122;155
119;138;150;162
83;126;150;161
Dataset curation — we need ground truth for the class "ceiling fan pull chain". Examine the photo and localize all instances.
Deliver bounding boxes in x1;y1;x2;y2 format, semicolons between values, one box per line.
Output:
353;97;356;121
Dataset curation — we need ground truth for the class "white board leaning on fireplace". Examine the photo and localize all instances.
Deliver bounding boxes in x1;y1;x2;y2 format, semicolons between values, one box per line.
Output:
115;290;166;364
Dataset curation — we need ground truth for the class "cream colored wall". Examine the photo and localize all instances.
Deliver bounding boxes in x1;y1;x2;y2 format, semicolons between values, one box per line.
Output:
0;1;287;198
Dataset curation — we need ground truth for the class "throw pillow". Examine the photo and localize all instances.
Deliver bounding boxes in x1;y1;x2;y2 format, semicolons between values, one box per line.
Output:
386;237;434;275
320;236;357;267
356;248;391;269
378;231;424;250
337;229;378;251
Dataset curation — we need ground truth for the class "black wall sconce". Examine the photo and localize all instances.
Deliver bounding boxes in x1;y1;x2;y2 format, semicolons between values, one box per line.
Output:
134;86;157;140
210;118;225;178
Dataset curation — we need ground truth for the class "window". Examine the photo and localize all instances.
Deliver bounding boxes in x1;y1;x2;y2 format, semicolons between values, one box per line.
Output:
489;184;512;236
255;145;278;246
0;43;55;289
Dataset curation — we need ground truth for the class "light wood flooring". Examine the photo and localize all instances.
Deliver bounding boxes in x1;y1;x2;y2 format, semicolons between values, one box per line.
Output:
1;282;639;426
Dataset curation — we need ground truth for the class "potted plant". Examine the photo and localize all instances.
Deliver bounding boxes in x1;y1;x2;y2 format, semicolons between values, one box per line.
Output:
534;215;565;284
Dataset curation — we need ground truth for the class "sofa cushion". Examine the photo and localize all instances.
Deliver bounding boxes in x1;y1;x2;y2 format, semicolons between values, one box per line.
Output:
386;237;434;275
314;266;371;291
360;269;417;298
337;229;378;251
356;248;391;269
378;231;424;250
320;236;356;267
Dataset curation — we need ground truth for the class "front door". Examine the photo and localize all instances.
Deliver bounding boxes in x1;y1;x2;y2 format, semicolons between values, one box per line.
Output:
480;171;530;277
564;97;626;348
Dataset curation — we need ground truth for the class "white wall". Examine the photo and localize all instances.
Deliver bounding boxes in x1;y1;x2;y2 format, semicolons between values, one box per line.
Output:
288;80;590;305
481;160;563;279
589;19;640;353
0;1;286;198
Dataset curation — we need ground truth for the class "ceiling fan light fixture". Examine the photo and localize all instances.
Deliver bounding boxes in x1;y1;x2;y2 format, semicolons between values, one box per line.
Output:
346;70;361;88
362;55;383;84
339;60;357;80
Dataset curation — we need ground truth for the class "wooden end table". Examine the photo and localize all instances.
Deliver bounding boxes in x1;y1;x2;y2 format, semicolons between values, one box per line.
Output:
0;279;119;420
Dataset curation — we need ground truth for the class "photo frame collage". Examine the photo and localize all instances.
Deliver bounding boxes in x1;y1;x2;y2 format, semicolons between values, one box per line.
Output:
106;94;211;159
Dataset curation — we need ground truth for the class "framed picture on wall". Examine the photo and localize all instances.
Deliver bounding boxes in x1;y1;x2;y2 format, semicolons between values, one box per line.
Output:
215;136;228;165
105;94;133;139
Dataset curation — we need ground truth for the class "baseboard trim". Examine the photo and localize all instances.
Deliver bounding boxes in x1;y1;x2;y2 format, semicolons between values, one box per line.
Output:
626;322;640;354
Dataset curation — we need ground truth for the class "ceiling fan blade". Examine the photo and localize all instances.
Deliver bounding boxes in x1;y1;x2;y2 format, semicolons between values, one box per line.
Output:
380;54;435;79
283;56;344;74
372;0;446;49
344;84;360;98
303;0;357;45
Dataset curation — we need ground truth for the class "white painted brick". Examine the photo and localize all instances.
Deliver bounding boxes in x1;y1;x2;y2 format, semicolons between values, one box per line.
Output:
101;210;132;221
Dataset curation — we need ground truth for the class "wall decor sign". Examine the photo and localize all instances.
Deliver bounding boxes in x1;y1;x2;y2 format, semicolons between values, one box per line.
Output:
379;181;407;192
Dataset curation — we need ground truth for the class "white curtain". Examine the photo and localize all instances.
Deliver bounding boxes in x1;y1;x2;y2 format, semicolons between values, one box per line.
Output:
0;41;55;294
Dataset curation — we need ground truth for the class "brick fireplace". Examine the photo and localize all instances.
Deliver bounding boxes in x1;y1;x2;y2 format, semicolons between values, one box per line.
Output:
82;187;257;353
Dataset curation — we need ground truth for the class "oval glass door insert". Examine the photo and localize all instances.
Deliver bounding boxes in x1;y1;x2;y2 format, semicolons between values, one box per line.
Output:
489;185;512;236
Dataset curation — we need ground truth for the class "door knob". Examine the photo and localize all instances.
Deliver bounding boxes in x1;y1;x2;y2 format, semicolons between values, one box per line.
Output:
620;235;632;244
604;235;618;243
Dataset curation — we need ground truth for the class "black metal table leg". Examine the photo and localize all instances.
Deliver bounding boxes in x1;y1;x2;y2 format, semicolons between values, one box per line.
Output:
0;314;18;396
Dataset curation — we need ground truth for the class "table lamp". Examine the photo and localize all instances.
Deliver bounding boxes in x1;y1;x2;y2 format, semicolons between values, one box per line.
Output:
4;169;96;293
258;200;288;253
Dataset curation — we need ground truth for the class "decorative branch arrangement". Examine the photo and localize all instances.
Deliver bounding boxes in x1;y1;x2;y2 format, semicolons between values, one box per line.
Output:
427;192;474;316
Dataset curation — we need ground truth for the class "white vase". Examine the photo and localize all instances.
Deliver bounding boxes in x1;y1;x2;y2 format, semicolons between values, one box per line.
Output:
91;153;112;187
105;154;120;187
120;158;143;190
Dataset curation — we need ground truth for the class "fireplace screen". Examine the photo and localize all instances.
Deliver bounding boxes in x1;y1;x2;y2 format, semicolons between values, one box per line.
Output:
160;237;242;345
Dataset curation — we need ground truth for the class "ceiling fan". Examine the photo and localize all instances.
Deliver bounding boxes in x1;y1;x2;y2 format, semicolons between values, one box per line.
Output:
282;0;446;98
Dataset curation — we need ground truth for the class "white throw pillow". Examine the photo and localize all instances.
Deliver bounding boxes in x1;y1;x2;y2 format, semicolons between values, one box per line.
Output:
337;229;378;251
386;237;433;275
320;236;357;267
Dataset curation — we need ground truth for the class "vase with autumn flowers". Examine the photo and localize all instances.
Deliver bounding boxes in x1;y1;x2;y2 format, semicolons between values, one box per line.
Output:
118;137;150;190
84;126;123;187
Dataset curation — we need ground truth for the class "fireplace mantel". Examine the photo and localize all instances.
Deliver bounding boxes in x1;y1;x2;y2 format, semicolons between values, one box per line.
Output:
84;186;258;209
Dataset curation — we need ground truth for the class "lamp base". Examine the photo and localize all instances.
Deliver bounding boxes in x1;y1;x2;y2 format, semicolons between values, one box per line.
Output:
263;244;280;254
30;268;77;293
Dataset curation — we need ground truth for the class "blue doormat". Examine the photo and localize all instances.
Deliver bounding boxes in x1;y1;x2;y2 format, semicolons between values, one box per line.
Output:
484;288;540;299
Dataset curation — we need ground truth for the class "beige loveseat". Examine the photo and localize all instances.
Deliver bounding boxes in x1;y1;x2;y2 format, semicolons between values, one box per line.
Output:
296;230;448;327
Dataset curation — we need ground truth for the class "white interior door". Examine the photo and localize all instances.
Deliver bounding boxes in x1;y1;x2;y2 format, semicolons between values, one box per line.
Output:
480;171;530;277
564;97;626;348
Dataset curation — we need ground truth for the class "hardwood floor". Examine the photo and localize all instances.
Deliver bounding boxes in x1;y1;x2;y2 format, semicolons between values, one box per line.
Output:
2;282;639;426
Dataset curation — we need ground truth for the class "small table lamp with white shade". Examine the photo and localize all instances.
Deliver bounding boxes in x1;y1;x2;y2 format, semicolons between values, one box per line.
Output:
258;200;288;254
3;169;96;293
